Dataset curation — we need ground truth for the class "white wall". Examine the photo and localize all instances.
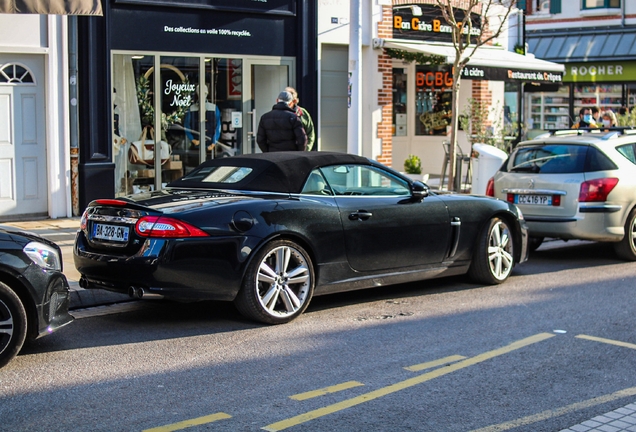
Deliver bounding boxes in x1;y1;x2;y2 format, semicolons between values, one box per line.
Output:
527;2;636;30
0;14;71;219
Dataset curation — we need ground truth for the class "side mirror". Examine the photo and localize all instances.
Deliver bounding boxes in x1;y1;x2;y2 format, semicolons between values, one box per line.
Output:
411;181;429;202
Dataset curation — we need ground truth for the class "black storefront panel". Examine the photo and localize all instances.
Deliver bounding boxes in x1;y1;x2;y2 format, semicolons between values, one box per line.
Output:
109;7;296;56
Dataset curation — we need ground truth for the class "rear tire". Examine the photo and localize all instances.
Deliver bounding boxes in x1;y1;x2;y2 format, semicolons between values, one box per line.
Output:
614;208;636;261
234;239;314;324
0;282;28;369
468;217;514;285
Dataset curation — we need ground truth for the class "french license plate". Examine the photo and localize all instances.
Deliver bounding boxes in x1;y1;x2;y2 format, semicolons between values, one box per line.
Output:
92;223;130;242
516;194;551;205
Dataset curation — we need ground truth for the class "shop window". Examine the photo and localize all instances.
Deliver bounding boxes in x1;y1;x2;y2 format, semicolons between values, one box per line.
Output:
112;53;243;197
582;0;620;9
414;65;452;136
0;63;35;84
393;68;407;136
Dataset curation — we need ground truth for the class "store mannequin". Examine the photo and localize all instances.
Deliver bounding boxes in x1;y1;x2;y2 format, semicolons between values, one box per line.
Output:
184;84;221;151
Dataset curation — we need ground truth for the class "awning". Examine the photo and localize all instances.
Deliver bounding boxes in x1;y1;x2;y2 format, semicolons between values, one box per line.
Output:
527;27;636;63
381;39;564;83
0;0;102;15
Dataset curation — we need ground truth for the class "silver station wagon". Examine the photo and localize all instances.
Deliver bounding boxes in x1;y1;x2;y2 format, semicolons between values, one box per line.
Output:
487;128;636;260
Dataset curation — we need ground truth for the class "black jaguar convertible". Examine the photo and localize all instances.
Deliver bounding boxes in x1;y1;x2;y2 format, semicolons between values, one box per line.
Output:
74;151;528;324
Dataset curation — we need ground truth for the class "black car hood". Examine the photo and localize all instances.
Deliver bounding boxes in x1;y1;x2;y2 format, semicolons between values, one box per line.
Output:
120;188;286;215
0;225;58;248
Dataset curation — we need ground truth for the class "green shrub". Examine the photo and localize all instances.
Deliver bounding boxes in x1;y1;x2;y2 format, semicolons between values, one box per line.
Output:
404;154;422;174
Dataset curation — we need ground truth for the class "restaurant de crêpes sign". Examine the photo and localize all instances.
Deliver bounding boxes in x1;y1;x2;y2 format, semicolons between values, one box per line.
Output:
113;0;295;15
416;65;563;88
393;4;481;44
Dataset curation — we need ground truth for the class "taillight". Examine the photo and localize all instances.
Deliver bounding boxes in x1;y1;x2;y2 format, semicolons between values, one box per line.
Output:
135;216;208;238
579;178;619;202
80;209;88;230
485;177;495;197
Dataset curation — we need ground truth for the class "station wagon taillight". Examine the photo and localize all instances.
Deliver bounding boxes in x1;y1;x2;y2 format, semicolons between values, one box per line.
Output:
579;178;619;202
485;177;495;197
135;216;209;238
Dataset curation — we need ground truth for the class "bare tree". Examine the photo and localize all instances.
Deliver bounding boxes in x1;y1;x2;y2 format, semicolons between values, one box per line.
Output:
433;0;518;191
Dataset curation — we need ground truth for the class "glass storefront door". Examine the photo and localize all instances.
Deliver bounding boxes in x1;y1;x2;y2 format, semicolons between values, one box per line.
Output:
243;59;293;154
112;53;293;196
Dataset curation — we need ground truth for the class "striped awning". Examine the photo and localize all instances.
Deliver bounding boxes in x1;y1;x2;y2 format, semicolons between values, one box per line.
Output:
527;27;636;63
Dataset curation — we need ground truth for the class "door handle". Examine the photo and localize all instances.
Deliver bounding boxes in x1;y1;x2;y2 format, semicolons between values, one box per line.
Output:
349;211;373;221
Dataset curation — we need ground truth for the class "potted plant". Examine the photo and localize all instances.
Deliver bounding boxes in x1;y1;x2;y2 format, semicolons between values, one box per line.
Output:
403;154;428;182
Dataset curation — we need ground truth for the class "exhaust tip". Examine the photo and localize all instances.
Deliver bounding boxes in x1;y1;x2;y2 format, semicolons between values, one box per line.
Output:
128;286;142;299
79;277;88;288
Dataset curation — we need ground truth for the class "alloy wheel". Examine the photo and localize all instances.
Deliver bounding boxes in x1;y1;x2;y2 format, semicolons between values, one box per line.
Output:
0;299;14;356
488;221;514;280
256;245;311;319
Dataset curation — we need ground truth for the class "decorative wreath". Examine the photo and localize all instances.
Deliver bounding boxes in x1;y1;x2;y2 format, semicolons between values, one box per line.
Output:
136;72;193;133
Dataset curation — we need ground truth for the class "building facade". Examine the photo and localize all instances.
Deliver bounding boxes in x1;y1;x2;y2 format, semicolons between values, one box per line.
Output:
0;14;72;221
318;0;563;179
523;0;636;135
76;0;317;209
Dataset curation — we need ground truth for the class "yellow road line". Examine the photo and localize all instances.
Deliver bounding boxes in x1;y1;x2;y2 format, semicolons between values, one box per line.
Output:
290;381;364;401
262;333;554;431
576;334;636;350
471;386;636;432
143;412;232;432
404;354;467;372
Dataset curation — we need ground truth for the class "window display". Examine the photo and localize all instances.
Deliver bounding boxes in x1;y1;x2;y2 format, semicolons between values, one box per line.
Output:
112;54;243;197
414;65;452;136
392;69;407;136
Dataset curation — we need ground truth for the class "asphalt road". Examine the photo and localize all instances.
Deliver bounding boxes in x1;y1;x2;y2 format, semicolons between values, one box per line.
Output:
1;240;635;432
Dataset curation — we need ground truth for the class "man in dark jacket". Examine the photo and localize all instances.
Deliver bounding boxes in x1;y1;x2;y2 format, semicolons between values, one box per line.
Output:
257;91;307;152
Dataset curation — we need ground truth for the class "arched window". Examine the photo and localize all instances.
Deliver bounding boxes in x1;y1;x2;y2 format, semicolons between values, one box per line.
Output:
0;63;35;84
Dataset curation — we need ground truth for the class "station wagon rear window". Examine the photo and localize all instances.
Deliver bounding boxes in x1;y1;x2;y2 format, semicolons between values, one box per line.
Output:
182;166;253;183
507;144;617;173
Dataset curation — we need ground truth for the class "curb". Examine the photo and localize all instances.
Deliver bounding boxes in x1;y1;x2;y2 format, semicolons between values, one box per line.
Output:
68;281;133;310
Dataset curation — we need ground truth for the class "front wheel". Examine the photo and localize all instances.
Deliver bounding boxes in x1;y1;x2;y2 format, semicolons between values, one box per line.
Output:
0;282;28;368
468;217;514;285
614;208;636;261
234;239;314;324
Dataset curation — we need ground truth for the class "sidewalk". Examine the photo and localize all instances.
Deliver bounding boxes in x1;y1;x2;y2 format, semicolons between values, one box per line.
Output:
1;217;131;310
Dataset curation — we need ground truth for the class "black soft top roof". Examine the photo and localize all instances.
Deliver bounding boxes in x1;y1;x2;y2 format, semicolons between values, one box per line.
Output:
167;151;371;193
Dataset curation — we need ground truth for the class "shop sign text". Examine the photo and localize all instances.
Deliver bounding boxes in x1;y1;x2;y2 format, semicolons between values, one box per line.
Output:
164;79;195;108
563;62;636;83
393;4;481;44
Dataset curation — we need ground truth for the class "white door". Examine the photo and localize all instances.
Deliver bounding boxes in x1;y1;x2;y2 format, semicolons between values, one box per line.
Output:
0;56;47;218
320;44;348;153
243;58;293;154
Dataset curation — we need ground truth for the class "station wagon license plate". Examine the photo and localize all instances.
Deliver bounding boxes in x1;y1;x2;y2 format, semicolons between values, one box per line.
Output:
515;194;552;205
92;223;129;242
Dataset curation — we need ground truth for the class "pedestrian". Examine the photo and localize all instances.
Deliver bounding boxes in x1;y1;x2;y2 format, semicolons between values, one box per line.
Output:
257;91;307;152
591;106;601;125
572;107;597;129
601;109;617;129
285;86;316;151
